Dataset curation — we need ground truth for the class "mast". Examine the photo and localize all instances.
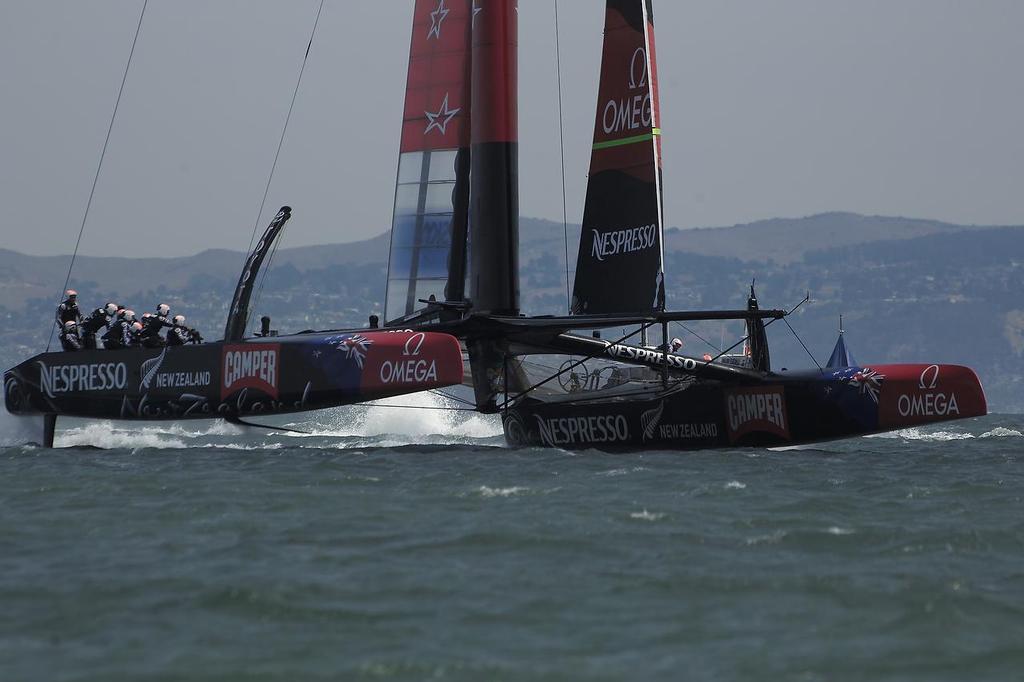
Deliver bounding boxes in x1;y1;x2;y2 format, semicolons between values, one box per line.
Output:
468;0;519;315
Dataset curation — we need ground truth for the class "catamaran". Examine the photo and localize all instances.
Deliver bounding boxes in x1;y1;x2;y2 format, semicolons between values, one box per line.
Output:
4;0;986;449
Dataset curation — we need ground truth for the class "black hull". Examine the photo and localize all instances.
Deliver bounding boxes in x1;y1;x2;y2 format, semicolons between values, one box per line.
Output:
503;364;987;451
4;330;464;423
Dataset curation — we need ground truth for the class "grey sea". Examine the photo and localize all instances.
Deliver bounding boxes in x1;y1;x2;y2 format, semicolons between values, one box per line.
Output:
1;400;1022;682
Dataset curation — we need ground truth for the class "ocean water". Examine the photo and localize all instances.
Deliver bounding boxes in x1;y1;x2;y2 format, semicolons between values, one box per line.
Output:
1;397;1022;681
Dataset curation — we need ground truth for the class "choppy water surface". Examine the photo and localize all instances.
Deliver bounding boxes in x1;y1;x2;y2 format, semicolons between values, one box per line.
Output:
1;399;1022;681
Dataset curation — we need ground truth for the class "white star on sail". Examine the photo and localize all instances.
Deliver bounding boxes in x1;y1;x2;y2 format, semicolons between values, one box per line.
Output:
472;0;482;28
428;0;449;39
424;93;460;135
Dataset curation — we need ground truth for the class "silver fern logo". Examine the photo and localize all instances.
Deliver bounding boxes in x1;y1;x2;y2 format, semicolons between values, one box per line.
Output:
640;401;664;442
140;349;167;391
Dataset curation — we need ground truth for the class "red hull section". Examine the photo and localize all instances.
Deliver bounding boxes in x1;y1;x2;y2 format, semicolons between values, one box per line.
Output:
872;364;987;429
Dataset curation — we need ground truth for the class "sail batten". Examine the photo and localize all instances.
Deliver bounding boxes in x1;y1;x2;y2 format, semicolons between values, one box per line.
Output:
571;0;665;316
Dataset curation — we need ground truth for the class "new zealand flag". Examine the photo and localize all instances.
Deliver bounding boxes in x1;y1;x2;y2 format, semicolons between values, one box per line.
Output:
820;366;886;430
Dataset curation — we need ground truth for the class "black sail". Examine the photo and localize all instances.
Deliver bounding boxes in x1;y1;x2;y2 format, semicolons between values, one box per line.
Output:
571;0;665;315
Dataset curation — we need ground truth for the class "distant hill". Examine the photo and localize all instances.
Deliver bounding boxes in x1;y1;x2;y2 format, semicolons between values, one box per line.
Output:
2;213;1022;411
1;212;1010;311
664;212;998;264
0;231;390;311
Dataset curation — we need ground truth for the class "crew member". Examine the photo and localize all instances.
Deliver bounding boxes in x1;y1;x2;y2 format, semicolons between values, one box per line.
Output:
138;313;166;348
55;289;82;329
102;309;135;349
658;337;684;353
166;315;202;346
128;321;145;346
59;320;83;352
154;303;172;328
80;302;118;350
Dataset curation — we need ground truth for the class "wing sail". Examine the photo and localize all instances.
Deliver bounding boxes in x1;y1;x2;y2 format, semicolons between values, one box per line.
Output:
384;0;473;324
571;0;665;316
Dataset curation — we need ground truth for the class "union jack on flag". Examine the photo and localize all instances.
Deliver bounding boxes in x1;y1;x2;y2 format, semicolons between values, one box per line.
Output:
335;334;373;369
848;367;885;404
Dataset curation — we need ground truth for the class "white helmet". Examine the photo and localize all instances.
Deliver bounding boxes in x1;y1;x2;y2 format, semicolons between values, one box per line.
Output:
105;303;118;316
172;314;186;326
671;337;683;350
123;310;136;322
63;320;77;331
157;303;170;316
65;289;77;298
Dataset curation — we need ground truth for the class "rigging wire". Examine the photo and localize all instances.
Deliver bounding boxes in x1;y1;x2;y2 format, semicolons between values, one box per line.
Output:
429;388;476;408
499;322;655;410
46;0;149;352
243;0;326;329
783;316;824;374
672;320;722;352
553;0;572;314
352;403;478;413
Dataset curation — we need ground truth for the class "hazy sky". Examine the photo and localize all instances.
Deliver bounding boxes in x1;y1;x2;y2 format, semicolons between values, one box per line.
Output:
1;0;1022;257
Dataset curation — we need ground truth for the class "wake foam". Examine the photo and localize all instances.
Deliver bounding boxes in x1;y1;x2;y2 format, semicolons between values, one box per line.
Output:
980;427;1023;438
294;391;503;442
477;485;529;498
58;421;189;450
868;428;974;442
629;509;666;521
0;411;49;447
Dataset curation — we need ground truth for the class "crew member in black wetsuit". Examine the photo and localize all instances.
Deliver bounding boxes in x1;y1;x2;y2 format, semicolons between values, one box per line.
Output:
657;337;683;353
59;321;83;352
137;313;167;347
128;321;145;347
80;302;118;350
141;304;173;345
55;290;82;330
102;309;135;349
166;315;202;346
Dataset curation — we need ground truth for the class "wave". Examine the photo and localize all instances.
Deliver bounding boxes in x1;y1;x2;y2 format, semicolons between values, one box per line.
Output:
980;427;1023;438
477;485;529;498
283;391;503;442
867;427;974;442
629;509;666;521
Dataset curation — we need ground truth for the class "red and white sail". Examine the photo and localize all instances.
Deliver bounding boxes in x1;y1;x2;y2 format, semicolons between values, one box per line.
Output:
384;0;474;323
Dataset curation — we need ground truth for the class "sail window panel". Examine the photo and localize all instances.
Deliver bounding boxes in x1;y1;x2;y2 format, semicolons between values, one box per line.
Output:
385;280;413;320
427;150;458;182
396;152;425;185
397;152;458;186
388;247;450;279
391;213;456;250
393;182;457;218
414;278;447;306
416;214;455;248
421;182;458;215
415;247;450;279
393;185;424;217
390;214;419;248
